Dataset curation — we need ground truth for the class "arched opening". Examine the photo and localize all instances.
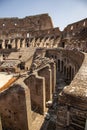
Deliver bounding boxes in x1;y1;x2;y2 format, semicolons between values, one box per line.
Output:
18;62;25;70
5;43;8;49
61;42;65;48
0;44;2;49
8;44;12;49
26;43;29;47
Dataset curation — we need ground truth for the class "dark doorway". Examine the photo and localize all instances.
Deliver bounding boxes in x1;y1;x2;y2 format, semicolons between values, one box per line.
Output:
8;44;12;49
61;42;65;48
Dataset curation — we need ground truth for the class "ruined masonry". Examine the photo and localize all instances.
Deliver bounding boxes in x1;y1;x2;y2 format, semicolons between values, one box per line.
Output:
0;13;87;130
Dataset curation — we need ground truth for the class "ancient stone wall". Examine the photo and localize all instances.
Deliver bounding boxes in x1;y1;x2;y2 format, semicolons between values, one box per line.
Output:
60;18;87;52
25;73;46;114
0;78;32;130
0;14;53;39
38;65;52;102
63;18;87;37
0;28;61;51
56;52;87;130
25;62;56;115
46;49;84;85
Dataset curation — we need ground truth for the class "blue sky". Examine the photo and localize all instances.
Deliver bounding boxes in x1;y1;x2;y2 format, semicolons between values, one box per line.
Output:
0;0;87;30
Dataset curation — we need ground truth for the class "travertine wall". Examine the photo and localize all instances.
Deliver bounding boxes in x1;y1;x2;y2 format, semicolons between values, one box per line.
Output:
60;18;87;52
0;78;32;130
46;49;84;85
0;28;61;51
0;14;53;39
38;65;52;102
25;63;56;115
25;73;46;114
63;18;87;37
56;52;87;130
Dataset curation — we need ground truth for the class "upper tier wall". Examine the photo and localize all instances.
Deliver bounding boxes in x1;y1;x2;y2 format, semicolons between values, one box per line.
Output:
0;14;53;38
63;18;87;37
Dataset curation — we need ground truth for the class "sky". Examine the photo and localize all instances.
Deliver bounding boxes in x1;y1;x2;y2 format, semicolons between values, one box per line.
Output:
0;0;87;30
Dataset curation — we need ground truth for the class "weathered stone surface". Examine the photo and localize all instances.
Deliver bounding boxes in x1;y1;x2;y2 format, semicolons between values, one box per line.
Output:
0;13;87;130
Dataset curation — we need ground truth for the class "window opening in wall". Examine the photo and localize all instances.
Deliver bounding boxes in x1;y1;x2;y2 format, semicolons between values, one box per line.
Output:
8;44;12;49
3;54;5;58
20;42;22;48
0;44;2;49
27;33;29;38
14;23;17;26
2;23;5;27
76;23;79;27
51;55;54;58
19;55;22;59
5;43;8;49
37;20;40;24
18;62;25;70
61;42;65;48
26;43;29;47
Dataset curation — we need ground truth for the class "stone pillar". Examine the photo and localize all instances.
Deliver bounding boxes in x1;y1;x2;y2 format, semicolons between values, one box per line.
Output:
49;67;52;100
25;72;46;115
8;39;10;44
40;38;45;47
2;40;5;49
21;82;32;130
22;39;26;48
36;73;46;114
0;80;32;130
53;63;56;92
12;39;16;48
32;38;35;47
38;65;52;102
0;55;3;62
50;62;56;93
17;39;21;49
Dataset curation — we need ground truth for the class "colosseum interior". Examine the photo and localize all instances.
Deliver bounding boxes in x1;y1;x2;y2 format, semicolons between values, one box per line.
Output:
0;13;87;130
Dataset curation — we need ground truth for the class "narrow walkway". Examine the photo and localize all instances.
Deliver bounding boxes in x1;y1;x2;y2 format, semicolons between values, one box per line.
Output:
32;114;44;130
